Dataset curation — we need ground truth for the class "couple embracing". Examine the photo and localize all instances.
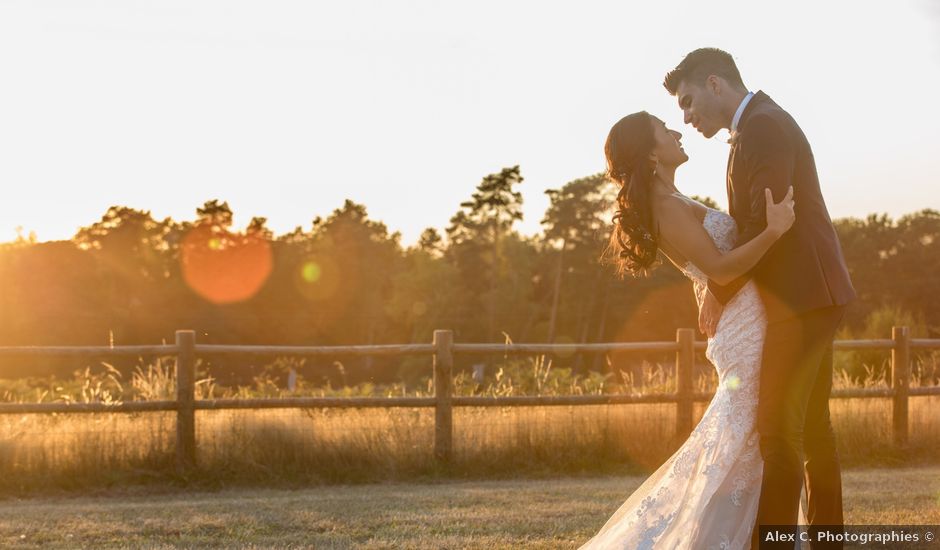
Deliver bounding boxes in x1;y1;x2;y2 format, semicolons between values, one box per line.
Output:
579;48;856;549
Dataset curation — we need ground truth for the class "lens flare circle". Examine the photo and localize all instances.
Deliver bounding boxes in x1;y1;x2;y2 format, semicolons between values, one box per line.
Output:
294;256;341;301
301;261;321;283
180;223;273;304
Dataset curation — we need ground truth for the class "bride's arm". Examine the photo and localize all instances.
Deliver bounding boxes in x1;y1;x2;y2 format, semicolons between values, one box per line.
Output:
657;189;795;286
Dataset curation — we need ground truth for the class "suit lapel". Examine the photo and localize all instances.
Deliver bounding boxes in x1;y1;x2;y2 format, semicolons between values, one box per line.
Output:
737;90;767;131
726;90;769;222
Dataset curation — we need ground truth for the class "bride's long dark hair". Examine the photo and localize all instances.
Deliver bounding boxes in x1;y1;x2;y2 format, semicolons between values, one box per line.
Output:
601;111;661;278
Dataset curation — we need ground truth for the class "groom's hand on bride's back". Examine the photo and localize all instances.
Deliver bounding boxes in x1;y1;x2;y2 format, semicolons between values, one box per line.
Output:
699;290;723;338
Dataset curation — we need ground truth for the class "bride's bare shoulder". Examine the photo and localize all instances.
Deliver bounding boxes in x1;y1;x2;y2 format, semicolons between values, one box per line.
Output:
652;194;701;224
652;195;711;269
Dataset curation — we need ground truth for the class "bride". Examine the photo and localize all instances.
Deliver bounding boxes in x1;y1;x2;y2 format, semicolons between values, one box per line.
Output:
579;111;805;549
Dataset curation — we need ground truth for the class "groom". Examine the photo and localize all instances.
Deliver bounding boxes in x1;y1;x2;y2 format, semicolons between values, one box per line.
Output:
663;48;856;549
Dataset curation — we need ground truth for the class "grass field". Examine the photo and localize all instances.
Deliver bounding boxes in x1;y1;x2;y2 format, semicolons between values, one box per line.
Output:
2;395;939;495
1;465;938;549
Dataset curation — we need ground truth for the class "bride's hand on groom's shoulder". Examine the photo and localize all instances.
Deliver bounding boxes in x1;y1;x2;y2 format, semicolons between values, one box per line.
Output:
765;186;796;238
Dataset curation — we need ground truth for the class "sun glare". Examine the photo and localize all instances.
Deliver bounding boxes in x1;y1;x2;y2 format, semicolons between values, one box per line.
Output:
180;224;273;304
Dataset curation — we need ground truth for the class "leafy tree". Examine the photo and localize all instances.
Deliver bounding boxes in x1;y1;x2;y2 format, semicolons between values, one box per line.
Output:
446;166;526;342
541;173;616;343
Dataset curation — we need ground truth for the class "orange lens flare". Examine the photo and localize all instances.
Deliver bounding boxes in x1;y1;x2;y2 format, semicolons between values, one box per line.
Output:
180;224;273;304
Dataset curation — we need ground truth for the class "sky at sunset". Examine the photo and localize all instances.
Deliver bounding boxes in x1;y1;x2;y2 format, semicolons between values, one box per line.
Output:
1;0;938;245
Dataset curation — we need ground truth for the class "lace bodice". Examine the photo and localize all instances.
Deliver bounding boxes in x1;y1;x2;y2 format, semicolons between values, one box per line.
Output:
578;204;807;550
678;208;738;284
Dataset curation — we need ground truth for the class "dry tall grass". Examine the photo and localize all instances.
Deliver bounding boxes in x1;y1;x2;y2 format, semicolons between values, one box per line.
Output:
1;354;938;496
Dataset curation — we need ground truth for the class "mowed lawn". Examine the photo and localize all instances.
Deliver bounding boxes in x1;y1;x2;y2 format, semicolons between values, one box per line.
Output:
2;466;939;549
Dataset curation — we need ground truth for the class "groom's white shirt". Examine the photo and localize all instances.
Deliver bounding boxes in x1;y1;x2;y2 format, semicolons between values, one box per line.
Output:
730;91;755;138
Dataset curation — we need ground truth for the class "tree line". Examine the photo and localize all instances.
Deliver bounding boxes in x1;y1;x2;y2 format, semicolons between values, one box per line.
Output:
1;166;937;385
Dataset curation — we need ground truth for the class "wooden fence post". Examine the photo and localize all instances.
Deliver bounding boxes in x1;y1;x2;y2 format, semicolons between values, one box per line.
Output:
675;328;694;441
891;326;910;447
176;330;197;474
433;330;454;464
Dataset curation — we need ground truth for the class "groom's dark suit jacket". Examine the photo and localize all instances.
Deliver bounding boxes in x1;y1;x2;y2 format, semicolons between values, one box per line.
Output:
706;90;856;323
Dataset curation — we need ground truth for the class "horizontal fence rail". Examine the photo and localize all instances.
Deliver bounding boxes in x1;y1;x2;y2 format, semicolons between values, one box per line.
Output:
0;345;180;356
1;327;938;472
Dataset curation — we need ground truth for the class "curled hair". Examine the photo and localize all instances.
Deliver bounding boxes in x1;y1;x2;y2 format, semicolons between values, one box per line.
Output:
600;111;661;278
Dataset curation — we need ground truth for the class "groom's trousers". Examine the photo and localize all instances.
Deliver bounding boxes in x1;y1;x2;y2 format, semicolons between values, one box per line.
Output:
750;304;846;550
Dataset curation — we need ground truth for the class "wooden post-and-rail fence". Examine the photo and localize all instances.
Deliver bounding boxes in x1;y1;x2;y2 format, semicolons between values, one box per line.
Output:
0;327;938;474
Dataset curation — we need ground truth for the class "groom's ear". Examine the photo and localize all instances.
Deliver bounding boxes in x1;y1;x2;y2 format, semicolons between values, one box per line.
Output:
705;75;722;95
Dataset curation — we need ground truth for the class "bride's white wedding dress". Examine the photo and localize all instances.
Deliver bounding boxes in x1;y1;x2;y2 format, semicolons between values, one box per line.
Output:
579;206;807;550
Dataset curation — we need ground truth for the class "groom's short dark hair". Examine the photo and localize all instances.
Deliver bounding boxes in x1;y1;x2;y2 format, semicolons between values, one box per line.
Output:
664;48;745;95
